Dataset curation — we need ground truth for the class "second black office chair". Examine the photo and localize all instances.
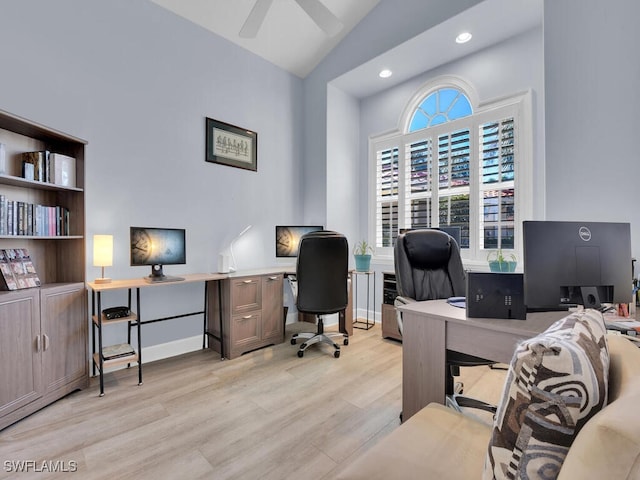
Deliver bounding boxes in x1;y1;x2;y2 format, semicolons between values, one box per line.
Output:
394;229;496;413
291;230;349;358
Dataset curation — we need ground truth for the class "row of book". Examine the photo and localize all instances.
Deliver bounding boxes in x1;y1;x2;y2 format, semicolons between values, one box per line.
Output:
0;248;41;290
21;151;76;188
0;195;70;237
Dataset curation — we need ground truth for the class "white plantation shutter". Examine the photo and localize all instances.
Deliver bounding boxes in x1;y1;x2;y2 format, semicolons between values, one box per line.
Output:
376;147;399;248
370;86;530;261
437;129;471;247
479;117;516;249
404;138;433;229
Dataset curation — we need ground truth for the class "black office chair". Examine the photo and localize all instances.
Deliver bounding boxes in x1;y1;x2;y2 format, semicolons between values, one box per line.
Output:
394;229;495;413
291;231;349;358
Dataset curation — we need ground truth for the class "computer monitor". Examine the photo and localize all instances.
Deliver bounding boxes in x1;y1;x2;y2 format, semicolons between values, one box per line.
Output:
275;225;323;257
523;221;631;310
130;226;186;282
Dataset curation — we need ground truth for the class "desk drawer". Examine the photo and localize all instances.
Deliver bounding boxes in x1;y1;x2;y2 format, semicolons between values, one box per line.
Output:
230;277;262;313
229;312;262;356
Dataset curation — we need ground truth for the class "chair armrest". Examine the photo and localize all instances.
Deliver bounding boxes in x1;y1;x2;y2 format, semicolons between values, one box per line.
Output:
394;296;416;336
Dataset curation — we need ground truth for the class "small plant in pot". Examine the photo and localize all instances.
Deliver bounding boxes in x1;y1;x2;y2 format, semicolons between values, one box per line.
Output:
487;249;517;272
354;240;373;272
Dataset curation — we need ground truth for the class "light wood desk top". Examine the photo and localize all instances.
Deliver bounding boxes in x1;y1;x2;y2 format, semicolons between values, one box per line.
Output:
87;273;228;291
398;299;568;421
87;267;296;292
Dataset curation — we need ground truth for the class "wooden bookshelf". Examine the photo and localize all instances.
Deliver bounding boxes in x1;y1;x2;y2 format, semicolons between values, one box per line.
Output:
0;109;87;430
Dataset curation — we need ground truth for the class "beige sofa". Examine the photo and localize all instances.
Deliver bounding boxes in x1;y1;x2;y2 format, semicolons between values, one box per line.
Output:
336;332;640;480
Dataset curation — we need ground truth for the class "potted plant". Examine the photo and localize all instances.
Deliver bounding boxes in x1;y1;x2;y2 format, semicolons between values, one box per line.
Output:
487;249;517;272
354;240;373;272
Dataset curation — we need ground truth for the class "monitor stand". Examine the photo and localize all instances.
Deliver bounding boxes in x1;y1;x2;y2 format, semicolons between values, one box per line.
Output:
143;264;185;283
580;286;601;309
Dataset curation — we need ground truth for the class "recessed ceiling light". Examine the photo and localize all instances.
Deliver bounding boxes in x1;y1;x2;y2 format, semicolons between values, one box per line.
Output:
379;69;393;78
455;32;472;44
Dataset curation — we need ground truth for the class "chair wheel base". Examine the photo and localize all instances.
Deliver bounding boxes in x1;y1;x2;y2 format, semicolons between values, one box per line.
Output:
334;350;340;358
297;350;304;358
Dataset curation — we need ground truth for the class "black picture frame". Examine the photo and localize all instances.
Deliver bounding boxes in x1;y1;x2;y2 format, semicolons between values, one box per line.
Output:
205;117;257;171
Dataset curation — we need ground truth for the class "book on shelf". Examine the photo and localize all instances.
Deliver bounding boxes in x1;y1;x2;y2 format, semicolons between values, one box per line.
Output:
102;343;136;361
22;151;49;182
0;250;18;290
0;195;6;235
49;153;76;187
0;248;41;290
0;195;69;236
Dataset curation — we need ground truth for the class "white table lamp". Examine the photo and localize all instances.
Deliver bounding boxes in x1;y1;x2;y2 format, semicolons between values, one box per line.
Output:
218;225;252;273
93;234;113;284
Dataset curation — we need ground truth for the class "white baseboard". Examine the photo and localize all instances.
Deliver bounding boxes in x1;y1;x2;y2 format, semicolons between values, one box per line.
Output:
141;335;203;363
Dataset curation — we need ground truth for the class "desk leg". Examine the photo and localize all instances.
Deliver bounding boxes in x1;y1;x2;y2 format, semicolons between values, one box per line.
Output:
402;310;446;422
136;288;143;386
203;281;209;349
97;292;104;397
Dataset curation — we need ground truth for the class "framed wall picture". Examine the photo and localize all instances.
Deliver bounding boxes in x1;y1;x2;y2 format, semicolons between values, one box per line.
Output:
206;117;257;171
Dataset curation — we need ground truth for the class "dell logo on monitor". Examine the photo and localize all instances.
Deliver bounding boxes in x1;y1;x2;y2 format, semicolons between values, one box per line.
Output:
578;226;592;242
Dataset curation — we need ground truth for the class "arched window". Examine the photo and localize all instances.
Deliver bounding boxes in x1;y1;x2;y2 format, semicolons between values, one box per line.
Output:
408;88;472;131
371;78;532;265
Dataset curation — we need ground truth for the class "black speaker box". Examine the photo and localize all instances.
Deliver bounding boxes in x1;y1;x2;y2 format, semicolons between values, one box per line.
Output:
466;272;526;320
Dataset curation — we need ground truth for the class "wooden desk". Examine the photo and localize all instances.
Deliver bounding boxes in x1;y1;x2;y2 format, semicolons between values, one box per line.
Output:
88;273;227;395
88;268;354;394
398;300;567;421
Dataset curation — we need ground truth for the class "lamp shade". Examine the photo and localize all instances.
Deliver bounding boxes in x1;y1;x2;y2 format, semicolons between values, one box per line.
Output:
93;235;113;284
93;235;113;267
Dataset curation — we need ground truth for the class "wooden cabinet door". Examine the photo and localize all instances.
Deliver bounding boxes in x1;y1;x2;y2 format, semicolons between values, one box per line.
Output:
230;312;261;356
261;274;283;342
381;303;402;341
0;290;42;419
40;284;87;395
230;277;261;313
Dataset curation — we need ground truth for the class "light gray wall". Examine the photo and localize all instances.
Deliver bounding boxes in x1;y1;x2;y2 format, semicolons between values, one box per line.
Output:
544;0;640;260
0;0;304;346
326;84;360;245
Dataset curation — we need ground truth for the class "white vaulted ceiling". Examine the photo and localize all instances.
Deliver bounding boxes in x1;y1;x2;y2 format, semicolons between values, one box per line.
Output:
149;0;380;78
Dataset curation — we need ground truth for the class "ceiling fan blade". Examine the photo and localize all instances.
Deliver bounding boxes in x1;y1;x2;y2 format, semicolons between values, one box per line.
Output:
239;0;274;38
295;0;343;36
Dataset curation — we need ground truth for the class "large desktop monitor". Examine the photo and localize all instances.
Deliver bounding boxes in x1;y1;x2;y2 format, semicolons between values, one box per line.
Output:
275;225;323;257
523;221;631;310
130;226;186;282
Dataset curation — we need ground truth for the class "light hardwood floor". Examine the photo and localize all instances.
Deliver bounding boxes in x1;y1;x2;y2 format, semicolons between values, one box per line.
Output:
0;322;505;479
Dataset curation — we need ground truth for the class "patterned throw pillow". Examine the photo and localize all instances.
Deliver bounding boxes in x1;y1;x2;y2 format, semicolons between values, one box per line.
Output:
483;309;609;480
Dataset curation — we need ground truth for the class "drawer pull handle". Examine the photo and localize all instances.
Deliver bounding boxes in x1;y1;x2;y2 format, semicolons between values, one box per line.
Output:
242;280;254;284
242;315;253;320
268;276;278;280
43;333;50;351
35;335;41;353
